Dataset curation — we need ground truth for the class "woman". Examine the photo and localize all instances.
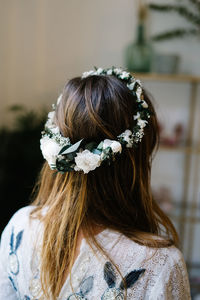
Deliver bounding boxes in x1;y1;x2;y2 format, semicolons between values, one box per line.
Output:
0;67;191;299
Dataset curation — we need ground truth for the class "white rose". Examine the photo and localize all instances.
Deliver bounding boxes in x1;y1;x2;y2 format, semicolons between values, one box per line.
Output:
40;136;62;168
103;139;122;153
103;139;112;149
110;141;122;153
74;150;101;174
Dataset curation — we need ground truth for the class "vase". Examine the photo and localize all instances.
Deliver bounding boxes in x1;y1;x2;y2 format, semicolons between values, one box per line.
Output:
125;23;153;73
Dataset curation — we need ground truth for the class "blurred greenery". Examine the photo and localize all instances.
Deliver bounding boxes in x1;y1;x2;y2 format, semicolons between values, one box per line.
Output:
0;106;47;233
149;0;200;41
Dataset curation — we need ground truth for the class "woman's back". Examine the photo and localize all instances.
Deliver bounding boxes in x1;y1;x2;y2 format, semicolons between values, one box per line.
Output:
0;67;191;299
0;206;190;299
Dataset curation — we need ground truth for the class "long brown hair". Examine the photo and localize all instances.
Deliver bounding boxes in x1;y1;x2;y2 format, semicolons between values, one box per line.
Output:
31;74;178;299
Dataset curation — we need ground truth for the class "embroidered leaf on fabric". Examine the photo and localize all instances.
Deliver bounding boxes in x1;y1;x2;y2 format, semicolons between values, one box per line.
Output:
67;276;94;299
80;276;94;296
102;262;146;299
120;269;145;290
8;276;17;291
15;230;24;251
10;228;14;253
104;262;116;288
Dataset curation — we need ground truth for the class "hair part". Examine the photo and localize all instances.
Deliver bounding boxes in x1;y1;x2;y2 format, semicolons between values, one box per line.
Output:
31;75;178;299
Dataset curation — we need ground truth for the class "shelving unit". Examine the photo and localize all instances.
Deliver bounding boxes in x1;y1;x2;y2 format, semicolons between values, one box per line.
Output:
134;73;200;296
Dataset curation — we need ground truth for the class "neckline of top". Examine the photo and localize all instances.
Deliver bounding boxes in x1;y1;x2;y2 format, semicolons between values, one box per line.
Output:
59;228;122;298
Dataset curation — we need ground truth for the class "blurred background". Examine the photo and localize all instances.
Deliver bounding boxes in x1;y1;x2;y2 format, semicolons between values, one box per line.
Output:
0;0;200;297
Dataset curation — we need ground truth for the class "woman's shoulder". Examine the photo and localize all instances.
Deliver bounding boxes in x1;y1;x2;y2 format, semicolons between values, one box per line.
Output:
6;205;35;223
102;230;186;273
1;206;36;234
0;206;41;252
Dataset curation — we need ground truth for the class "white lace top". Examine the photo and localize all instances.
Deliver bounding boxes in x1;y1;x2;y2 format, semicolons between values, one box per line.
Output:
0;206;191;300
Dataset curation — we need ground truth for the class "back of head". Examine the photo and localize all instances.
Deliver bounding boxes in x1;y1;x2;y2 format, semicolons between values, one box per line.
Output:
53;74;158;231
32;68;178;299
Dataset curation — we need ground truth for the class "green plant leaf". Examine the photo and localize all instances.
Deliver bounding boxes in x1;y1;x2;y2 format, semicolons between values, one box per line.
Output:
97;141;103;150
65;152;76;161
59;144;71;155
85;142;97;151
149;4;200;26
60;139;83;155
151;28;198;41
92;149;101;155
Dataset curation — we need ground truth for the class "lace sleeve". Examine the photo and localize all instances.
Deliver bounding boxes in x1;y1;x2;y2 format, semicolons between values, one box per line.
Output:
149;248;191;300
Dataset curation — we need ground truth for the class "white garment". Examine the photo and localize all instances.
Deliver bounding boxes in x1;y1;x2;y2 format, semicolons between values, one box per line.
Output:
0;206;191;300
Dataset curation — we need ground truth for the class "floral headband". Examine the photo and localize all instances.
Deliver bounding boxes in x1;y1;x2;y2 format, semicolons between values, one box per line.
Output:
40;67;151;174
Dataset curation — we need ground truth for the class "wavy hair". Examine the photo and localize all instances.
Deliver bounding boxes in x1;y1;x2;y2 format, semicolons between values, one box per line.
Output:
31;74;178;299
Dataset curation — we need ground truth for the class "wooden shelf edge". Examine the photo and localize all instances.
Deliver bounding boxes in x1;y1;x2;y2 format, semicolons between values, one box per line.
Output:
158;145;200;154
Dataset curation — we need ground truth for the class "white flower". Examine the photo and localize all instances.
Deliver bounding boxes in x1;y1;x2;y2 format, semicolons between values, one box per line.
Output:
103;139;112;149
50;126;60;135
110;141;122;153
114;68;122;75
137;119;148;129
107;69;113;75
75;150;101;174
40;136;62;168
45;111;56;129
103;139;122;153
48;111;55;119
57;93;62;105
136;86;142;100
96;67;103;75
82;70;95;78
134;112;141;120
48;111;55;121
120;71;130;79
45;120;54;129
120;129;133;148
124;129;132;136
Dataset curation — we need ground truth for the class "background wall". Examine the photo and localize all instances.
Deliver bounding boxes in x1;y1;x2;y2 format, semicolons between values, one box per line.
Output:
0;0;200;126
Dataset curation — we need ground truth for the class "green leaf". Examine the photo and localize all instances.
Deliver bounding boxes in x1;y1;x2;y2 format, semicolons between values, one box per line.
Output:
85;142;96;151
97;141;103;150
56;159;74;172
65;152;76;161
92;149;101;155
60;139;83;155
151;28;198;41
59;144;71;155
104;147;112;154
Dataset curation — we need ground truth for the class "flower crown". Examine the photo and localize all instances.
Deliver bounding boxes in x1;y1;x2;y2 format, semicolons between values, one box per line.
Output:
40;67;151;174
